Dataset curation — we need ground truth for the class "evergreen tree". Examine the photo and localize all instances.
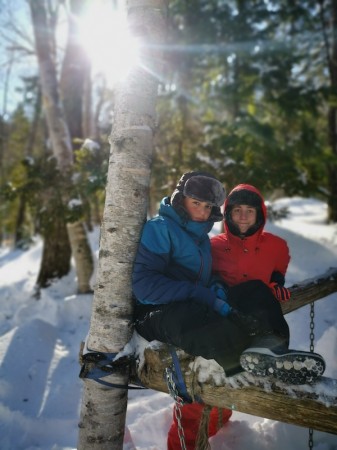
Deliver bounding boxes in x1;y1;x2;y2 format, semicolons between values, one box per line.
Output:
152;0;335;216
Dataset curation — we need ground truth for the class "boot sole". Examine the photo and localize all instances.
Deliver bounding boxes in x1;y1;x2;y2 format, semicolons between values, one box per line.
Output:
240;348;326;385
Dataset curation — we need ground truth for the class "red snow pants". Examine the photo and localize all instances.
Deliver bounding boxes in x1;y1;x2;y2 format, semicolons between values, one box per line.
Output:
167;402;232;450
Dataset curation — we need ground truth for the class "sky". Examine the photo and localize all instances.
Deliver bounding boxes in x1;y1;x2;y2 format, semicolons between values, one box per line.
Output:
0;196;337;450
0;0;139;118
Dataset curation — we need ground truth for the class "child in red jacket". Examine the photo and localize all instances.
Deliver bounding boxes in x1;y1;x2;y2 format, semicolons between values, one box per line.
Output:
211;183;290;291
211;184;325;382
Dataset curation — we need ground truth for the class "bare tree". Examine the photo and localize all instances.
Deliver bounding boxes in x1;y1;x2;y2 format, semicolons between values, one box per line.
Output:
77;1;168;448
29;0;93;293
29;0;72;287
59;0;94;293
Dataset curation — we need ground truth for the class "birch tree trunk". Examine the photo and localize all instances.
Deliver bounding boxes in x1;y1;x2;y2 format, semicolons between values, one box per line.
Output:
29;0;72;287
60;0;94;292
77;1;168;448
67;221;94;294
29;0;93;293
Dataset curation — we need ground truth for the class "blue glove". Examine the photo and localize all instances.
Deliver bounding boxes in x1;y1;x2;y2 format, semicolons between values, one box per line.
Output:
210;282;229;302
214;298;232;317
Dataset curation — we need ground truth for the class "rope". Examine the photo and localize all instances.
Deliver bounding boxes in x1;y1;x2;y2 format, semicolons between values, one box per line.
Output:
195;405;212;450
217;407;223;430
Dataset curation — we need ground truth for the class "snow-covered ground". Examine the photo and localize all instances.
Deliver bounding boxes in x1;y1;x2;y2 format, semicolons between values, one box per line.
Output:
0;197;336;450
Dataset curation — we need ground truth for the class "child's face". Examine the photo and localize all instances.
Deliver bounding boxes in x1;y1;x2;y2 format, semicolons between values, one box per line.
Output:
231;204;257;233
183;197;212;222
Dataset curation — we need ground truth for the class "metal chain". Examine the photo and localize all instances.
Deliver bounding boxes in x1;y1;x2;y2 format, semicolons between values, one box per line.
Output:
308;302;315;450
174;396;187;450
165;368;187;450
308;428;314;450
309;302;315;353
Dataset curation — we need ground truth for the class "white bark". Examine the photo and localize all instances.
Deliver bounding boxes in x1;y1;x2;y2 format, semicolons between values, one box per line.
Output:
77;1;168;448
29;0;73;170
29;0;94;292
67;221;94;293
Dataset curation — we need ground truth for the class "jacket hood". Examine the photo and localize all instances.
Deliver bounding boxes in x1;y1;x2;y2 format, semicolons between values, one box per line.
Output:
224;184;267;237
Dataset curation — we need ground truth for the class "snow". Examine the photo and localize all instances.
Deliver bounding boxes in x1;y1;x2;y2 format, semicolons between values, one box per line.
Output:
82;139;100;151
0;197;337;450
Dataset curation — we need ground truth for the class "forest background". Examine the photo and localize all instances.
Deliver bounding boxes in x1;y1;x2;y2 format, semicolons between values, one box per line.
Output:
0;0;337;294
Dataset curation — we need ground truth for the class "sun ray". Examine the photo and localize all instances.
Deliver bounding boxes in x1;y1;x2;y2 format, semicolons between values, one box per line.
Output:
77;2;140;86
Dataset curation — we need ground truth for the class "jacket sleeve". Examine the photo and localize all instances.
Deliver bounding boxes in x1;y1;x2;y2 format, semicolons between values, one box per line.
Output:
270;271;285;286
273;237;290;280
132;219;217;307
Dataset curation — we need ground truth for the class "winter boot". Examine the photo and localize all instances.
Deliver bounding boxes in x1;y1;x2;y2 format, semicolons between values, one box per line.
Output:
240;345;326;385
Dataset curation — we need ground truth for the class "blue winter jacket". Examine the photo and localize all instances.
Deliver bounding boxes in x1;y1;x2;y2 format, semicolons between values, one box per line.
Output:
132;197;217;309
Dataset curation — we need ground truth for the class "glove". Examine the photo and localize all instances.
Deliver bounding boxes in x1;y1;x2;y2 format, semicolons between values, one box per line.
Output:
210;281;229;302
229;309;261;336
211;282;231;317
269;282;291;302
214;298;232;317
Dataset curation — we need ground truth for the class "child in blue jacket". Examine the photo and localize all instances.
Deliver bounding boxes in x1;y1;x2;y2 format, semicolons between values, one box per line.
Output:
132;171;250;373
132;171;234;449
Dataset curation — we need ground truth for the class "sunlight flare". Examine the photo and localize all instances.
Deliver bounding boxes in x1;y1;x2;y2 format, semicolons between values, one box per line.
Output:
78;3;140;86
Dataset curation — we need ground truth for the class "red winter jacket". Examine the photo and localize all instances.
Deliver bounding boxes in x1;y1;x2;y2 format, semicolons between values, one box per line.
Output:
211;184;290;287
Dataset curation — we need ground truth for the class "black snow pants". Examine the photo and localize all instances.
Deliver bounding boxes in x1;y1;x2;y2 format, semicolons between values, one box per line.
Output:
134;280;289;374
